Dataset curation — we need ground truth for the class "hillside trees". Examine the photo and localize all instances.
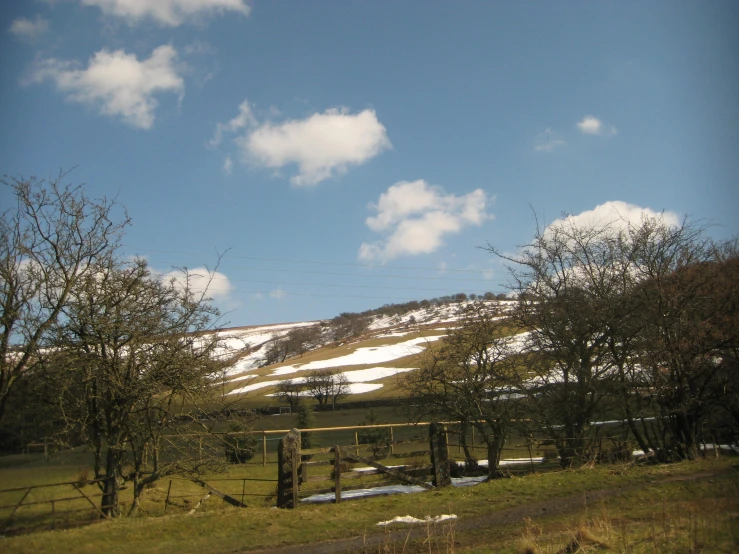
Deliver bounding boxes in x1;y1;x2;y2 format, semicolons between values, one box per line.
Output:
0;174;128;423
275;379;305;411
627;226;739;459
261;325;323;366
402;302;521;478
49;257;230;516
305;369;349;409
491;213;738;464
493;217;629;466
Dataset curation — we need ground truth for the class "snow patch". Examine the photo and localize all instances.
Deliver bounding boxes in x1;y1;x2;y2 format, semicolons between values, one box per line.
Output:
272;336;441;376
377;514;457;526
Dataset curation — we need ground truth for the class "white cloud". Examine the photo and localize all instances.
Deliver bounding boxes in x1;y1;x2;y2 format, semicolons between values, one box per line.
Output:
208;100;255;148
359;180;490;262
80;0;250;26
534;128;565;152
270;287;286;299
223;155;233;175
163;267;232;300
548;201;680;235
28;45;184;129
216;105;390;186
576;115;617;136
9;15;49;41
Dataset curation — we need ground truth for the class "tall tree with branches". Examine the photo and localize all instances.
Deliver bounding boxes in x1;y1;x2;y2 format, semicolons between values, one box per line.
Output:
0;173;128;422
402;302;521;478
50;257;231;516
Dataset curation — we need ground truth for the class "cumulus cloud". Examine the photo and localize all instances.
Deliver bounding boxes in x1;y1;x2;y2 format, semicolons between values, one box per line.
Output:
163;267;232;300
239;107;391;186
576;115;616;136
27;45;184;129
359;180;490;262
534;128;565;152
9;15;49;41
80;0;250;26
547;201;680;235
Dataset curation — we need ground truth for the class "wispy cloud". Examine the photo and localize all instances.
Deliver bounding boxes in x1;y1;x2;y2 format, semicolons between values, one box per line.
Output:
9;15;49;42
80;0;250;26
534;127;565;152
359;180;491;262
208;100;256;148
270;287;287;299
222;155;233;175
211;100;391;186
576;115;617;136
27;45;184;130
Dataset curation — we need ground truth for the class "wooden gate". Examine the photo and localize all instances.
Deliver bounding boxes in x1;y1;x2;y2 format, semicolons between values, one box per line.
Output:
276;424;451;508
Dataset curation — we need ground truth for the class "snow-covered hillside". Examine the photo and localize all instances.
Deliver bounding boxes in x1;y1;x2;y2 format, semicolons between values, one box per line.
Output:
210;300;517;401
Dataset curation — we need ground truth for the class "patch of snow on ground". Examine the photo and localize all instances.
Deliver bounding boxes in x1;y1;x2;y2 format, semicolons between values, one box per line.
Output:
228;367;411;397
301;476;487;503
340;367;417;383
346;383;383;394
455;457;545;467
227;379;282;395
377;514;457;526
272;336;442;376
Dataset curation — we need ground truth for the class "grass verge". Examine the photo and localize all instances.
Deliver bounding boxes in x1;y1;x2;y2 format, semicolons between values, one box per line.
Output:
2;457;736;553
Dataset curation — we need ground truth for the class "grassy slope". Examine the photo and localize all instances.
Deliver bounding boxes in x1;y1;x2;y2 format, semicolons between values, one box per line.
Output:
3;457;736;553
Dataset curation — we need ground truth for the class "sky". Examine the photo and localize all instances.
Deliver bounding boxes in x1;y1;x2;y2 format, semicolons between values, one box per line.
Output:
1;1;737;327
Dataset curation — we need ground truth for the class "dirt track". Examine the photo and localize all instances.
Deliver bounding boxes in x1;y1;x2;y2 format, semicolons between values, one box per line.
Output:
244;471;727;553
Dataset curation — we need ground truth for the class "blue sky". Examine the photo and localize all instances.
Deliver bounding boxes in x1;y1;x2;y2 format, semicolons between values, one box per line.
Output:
1;1;737;327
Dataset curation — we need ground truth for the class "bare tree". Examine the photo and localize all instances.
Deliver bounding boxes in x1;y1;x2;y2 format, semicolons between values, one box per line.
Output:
401;302;521;478
490;212;739;464
305;369;349;409
627;223;739;460
490;216;627;466
274;379;305;411
260;325;324;367
0;173;128;422
50;257;230;516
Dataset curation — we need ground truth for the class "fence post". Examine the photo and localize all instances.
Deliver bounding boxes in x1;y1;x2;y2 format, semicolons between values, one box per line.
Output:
354;431;359;454
334;446;341;504
429;422;452;488
277;429;301;508
164;480;172;515
390;427;395;455
262;431;267;467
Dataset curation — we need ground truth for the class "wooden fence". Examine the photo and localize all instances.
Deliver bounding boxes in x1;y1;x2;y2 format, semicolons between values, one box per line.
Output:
0;477;112;535
274;422;452;508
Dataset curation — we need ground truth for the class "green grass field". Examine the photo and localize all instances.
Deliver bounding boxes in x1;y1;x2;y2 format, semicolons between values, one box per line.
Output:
2;456;736;553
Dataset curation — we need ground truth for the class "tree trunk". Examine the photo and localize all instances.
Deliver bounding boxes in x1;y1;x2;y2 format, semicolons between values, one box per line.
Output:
458;420;475;463
101;447;123;517
486;438;503;479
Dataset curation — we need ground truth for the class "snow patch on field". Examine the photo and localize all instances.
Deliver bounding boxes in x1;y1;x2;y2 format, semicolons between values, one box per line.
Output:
341;367;416;382
301;476;487;503
272;336;441;376
377;514;457;526
227;379;283;395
